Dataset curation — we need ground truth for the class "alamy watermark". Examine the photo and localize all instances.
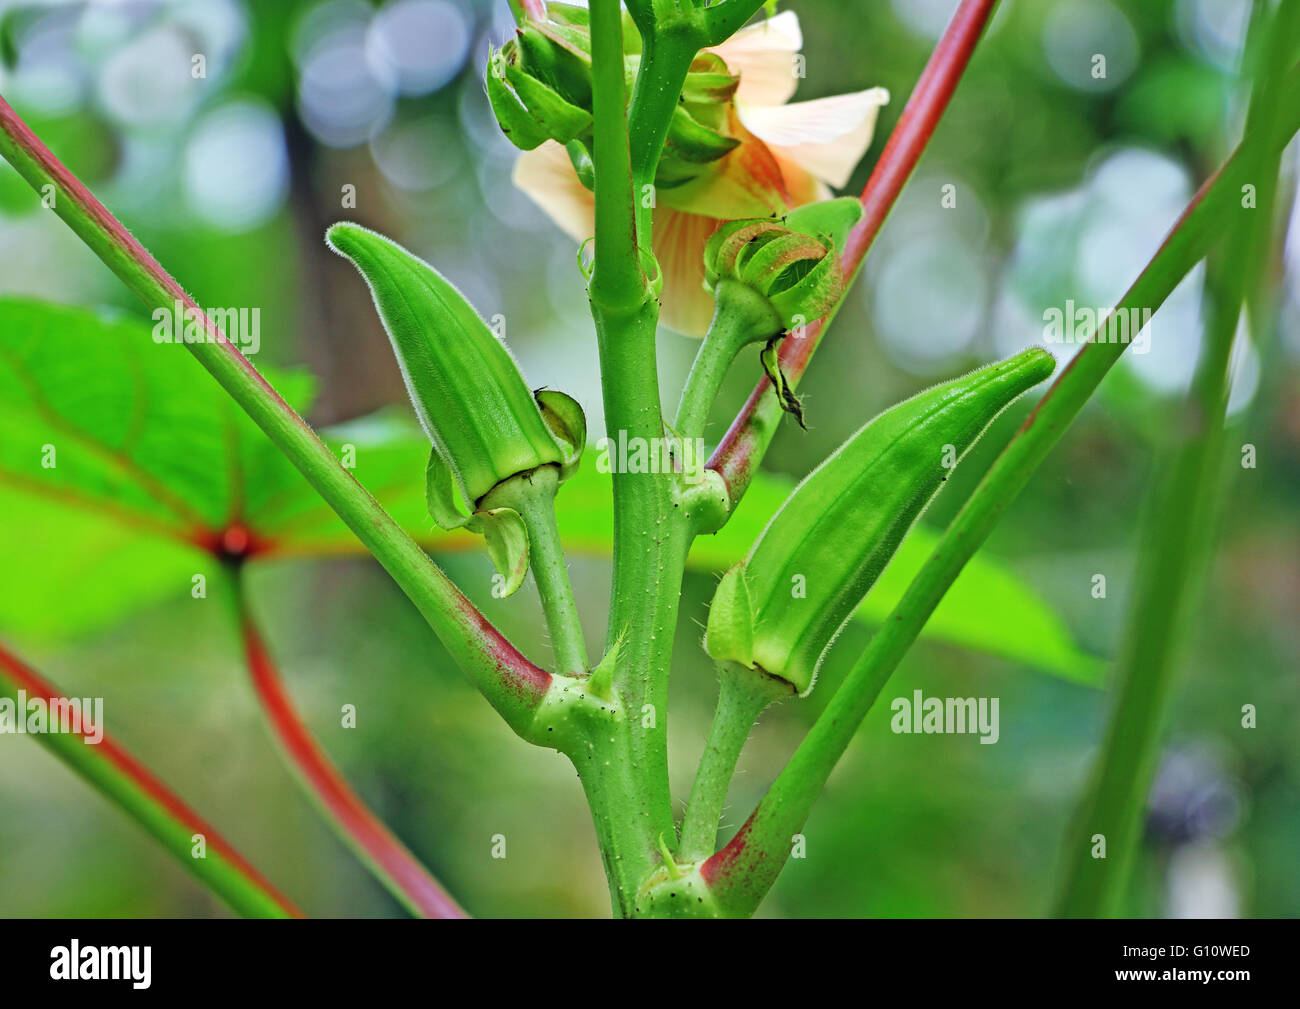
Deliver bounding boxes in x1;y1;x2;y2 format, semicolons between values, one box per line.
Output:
0;690;103;744
1043;300;1151;354
152;299;261;355
595;431;707;484
890;689;999;744
50;941;150;989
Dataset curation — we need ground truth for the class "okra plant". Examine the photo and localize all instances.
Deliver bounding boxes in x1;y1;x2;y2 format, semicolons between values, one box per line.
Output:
0;0;1296;919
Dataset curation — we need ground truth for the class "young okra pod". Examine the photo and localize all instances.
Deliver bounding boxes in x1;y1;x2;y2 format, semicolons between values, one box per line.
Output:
679;349;1055;860
326;223;585;605
706;348;1057;695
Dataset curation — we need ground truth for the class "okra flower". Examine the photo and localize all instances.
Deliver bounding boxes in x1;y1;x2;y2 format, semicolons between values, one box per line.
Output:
510;10;889;335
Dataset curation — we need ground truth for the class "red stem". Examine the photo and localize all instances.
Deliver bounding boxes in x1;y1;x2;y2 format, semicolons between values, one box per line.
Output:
707;0;999;499
0;641;303;918
236;589;469;919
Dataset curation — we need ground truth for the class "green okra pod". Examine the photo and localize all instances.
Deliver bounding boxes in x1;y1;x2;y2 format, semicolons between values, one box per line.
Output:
327;222;585;605
706;347;1057;695
680;348;1055;860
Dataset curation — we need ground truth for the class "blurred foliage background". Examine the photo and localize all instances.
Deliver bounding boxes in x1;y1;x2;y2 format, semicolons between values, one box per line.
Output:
0;0;1296;918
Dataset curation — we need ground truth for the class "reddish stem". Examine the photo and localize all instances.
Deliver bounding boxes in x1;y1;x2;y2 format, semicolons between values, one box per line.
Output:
0;641;303;918
236;590;469;919
707;0;999;500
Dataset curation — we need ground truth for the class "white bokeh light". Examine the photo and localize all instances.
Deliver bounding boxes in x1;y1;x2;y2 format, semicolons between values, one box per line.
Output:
99;26;199;127
1043;0;1138;93
183;100;289;232
1174;0;1252;71
999;146;1217;397
370;116;465;191
871;236;988;372
11;10;86;115
365;0;471;97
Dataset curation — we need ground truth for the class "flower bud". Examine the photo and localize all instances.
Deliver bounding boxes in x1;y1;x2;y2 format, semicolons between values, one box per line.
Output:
704;197;862;332
487;33;592;150
657;53;743;184
487;10;746;197
486;4;625;152
697;198;863;427
705;348;1057;694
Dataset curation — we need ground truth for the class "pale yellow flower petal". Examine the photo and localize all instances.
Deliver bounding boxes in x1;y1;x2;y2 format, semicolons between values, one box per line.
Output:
659;108;791;220
654;208;724;338
738;88;889;190
772;151;832;209
513;140;594;243
710;10;803;107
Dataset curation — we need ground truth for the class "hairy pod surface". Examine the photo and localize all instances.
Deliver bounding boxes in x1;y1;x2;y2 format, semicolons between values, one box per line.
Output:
706;348;1057;693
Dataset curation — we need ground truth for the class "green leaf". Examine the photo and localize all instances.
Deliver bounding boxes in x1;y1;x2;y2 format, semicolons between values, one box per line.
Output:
0;298;314;639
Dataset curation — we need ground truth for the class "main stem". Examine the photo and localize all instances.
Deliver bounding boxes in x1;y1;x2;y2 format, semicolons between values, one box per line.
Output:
585;0;684;912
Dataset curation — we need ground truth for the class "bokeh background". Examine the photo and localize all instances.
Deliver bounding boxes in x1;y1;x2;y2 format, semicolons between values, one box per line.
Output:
0;0;1297;917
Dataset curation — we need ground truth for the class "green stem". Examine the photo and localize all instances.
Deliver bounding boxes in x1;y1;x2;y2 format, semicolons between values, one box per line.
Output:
585;0;681;909
570;726;666;915
702;0;769;45
628;32;699;243
675;281;783;440
0;641;301;918
0;96;553;739
698;72;1300;919
483;468;589;676
1055;3;1299;918
589;0;648;310
590;300;682;879
679;662;792;861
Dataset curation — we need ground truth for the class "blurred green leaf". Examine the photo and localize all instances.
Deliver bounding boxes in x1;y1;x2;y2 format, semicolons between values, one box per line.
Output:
0;298;314;638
